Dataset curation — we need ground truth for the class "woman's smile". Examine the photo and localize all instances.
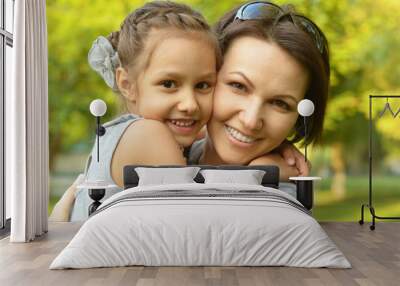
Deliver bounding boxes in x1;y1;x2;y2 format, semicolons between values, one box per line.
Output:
224;124;258;146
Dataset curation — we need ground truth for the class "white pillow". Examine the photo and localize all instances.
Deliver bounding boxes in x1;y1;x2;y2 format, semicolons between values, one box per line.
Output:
135;167;200;186
200;169;266;185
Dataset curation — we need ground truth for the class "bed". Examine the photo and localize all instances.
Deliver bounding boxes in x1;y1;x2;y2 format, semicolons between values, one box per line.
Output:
50;165;350;269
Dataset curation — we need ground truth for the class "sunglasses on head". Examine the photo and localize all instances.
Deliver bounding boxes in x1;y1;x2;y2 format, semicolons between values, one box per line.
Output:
234;1;325;54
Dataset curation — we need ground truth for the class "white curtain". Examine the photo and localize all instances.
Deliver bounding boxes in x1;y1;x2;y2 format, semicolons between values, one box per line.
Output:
7;0;49;242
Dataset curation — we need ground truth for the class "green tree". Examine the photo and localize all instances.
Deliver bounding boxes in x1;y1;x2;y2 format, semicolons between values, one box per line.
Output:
298;0;400;197
47;0;146;170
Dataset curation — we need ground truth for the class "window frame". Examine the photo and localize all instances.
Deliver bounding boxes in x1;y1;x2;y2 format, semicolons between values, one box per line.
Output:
0;0;14;236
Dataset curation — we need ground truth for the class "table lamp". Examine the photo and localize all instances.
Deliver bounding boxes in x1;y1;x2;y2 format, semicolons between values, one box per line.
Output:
289;99;320;210
77;99;117;216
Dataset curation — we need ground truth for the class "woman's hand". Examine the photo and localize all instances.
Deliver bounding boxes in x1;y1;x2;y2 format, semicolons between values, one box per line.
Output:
249;153;300;181
249;141;311;181
274;141;311;176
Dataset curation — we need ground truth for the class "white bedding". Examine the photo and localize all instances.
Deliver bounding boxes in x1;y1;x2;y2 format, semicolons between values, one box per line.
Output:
50;183;351;269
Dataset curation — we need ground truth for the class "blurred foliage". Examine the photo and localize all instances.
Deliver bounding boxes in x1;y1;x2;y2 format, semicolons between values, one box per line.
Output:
47;0;400;174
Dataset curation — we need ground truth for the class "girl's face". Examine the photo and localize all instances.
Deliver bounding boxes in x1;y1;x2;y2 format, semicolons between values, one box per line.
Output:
207;36;309;164
120;32;217;147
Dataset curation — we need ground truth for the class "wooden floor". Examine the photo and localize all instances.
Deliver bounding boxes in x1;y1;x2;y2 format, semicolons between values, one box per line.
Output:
0;222;399;286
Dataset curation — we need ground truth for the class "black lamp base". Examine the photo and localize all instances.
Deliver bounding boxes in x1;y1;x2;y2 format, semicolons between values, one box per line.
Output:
295;180;314;210
88;188;105;216
289;177;321;210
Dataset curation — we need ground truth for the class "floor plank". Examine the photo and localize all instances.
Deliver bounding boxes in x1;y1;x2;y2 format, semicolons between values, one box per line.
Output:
0;222;399;286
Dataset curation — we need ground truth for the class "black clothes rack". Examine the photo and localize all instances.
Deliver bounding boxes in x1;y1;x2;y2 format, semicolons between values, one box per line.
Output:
359;95;400;230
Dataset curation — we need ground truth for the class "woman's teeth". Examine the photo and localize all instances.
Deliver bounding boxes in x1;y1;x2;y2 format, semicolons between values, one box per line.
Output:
225;125;256;143
170;119;196;127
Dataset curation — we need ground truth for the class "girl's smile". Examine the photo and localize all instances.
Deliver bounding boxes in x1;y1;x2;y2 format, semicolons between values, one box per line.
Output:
166;119;198;135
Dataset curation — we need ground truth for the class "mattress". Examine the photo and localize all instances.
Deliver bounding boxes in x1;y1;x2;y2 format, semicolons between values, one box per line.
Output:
50;183;350;269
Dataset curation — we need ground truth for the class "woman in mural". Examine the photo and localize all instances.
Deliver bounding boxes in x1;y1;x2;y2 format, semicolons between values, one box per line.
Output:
188;1;329;168
50;1;329;221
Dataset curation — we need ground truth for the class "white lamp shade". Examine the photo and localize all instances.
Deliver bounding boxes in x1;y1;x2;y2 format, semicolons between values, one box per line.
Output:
297;99;315;117
90;99;107;117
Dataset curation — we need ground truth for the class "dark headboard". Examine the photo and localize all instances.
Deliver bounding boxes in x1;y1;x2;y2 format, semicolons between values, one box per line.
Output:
123;165;279;189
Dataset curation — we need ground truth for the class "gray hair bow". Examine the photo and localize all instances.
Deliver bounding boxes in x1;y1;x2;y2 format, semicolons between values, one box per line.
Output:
88;36;120;90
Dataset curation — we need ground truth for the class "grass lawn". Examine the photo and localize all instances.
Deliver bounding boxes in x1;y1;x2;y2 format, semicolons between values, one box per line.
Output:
314;176;400;221
48;175;400;222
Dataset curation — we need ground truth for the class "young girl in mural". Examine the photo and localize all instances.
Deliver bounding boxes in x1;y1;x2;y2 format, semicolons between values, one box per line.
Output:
51;0;221;221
